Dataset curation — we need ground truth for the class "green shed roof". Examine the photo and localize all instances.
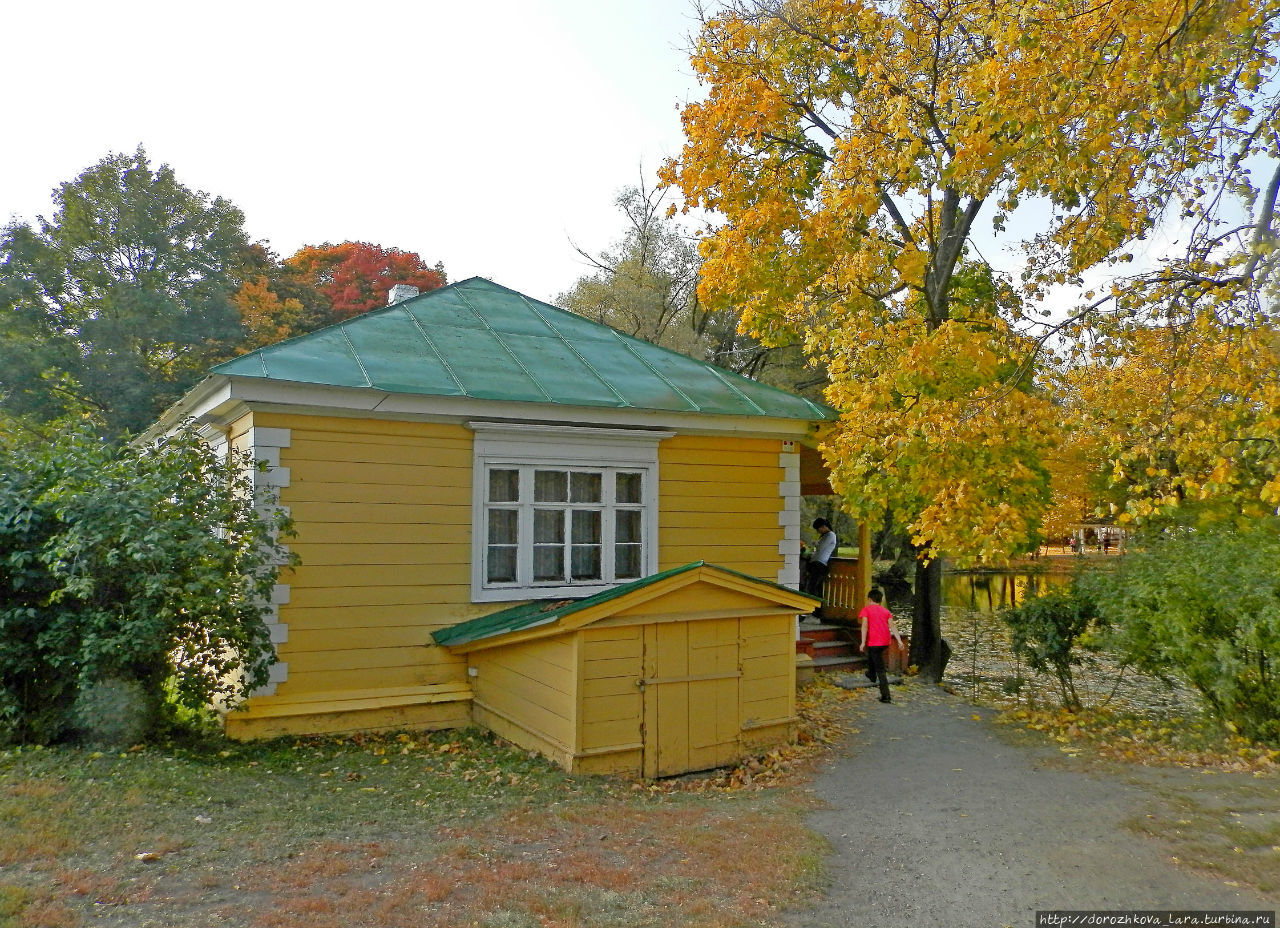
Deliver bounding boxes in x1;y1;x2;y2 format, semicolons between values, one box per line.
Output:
213;277;834;421
431;561;818;648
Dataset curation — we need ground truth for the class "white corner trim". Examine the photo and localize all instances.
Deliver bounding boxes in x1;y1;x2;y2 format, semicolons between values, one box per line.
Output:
778;450;802;589
248;427;292;695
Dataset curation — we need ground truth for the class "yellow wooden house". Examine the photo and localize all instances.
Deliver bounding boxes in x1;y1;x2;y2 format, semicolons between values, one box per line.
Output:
145;277;846;775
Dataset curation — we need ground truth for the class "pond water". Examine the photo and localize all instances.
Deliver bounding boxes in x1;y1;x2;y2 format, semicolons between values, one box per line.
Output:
922;569;1199;718
942;569;1070;615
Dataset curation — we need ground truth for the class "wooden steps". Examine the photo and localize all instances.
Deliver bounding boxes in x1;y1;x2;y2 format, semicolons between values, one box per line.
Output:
796;620;867;673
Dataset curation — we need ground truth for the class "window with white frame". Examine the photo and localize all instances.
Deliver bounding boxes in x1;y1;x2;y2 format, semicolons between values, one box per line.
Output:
470;423;669;602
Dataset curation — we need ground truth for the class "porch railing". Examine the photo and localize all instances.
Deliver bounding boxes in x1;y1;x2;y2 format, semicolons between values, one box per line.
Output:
821;556;862;622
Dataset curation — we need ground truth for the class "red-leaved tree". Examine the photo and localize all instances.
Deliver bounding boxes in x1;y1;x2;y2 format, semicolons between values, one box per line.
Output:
285;242;446;322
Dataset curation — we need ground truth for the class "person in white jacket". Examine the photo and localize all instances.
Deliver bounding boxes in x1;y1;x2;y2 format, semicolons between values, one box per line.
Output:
803;518;838;618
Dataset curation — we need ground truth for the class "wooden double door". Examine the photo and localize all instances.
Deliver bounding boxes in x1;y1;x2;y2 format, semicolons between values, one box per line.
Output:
640;618;743;778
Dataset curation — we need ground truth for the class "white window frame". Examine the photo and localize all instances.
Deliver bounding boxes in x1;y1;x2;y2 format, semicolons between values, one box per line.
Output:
469;422;671;603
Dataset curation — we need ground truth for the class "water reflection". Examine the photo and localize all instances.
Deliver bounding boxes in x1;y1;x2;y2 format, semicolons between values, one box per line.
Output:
937;569;1198;716
942;570;1070;614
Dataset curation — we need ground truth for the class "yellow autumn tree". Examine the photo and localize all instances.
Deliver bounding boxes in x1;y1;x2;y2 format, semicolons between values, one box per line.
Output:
1068;316;1280;526
233;276;307;350
663;0;1278;678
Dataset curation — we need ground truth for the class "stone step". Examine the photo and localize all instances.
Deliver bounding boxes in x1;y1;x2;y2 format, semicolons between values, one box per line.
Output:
813;639;860;658
797;620;858;643
811;654;869;671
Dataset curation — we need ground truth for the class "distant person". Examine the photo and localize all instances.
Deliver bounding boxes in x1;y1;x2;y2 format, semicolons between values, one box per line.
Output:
859;588;905;704
804;518;838;618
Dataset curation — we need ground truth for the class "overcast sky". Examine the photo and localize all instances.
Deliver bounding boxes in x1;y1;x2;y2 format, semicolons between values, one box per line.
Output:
1;0;703;303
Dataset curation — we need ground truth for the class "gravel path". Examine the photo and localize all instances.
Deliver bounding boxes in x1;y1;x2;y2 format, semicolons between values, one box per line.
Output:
790;681;1275;928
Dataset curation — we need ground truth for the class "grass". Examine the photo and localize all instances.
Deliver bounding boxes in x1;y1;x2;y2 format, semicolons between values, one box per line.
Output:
0;687;855;928
1128;776;1280;895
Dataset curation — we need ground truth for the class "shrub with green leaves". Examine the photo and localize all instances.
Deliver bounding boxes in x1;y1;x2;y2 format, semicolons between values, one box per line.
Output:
1087;517;1280;744
0;420;294;744
1001;582;1104;709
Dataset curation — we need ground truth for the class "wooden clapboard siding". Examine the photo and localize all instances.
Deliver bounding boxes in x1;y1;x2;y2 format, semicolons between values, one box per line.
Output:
286;501;471;525
256;413;471;441
288;542;470;567
286;565;470;589
284;482;472;507
579;627;642;759
286;585;474;609
286;625;439;652
740;612;796;747
286;437;472;466
254;414;478;705
614;582;773;618
281;667;440;695
225;695;470;740
662;479;787;497
658;435;783;577
472;638;577;752
277;602;492;631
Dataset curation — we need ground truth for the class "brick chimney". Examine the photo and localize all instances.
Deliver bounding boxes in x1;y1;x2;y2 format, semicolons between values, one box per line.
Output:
388;284;420;305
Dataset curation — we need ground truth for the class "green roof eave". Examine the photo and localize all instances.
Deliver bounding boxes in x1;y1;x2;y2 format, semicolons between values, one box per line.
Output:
432;562;819;649
211;278;836;423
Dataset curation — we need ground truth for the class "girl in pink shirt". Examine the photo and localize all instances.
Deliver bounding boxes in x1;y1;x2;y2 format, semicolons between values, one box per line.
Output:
859;588;904;703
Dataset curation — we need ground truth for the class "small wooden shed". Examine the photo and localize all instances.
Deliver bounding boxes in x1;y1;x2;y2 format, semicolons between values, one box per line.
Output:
432;562;817;777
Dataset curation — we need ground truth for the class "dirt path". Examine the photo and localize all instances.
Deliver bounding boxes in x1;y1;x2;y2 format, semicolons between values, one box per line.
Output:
790;682;1276;928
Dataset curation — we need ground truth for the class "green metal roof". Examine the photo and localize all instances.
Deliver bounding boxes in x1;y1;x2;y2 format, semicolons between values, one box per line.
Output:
431;561;819;648
213;277;835;421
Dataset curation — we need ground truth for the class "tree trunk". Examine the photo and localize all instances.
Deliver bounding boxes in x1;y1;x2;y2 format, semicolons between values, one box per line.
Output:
909;553;949;682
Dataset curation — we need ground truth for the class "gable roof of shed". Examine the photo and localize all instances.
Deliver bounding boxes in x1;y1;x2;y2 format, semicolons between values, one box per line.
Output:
432;561;818;651
213;277;834;421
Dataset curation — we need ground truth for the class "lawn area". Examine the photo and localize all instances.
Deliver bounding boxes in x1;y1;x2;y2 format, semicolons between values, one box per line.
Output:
0;688;851;928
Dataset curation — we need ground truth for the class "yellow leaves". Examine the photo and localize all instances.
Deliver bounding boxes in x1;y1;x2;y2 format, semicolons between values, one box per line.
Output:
893;247;929;286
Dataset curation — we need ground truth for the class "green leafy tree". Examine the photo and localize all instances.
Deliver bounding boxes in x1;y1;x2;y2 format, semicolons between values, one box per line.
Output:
0;420;294;745
0;148;254;435
1086;516;1280;743
1001;583;1103;710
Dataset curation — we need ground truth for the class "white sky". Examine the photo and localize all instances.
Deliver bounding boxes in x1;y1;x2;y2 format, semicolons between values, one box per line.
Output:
0;0;703;304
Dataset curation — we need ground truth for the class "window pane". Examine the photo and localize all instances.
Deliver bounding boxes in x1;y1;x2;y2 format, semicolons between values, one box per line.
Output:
571;471;602;503
572;509;601;544
534;509;564;543
571;545;601;580
534;546;565;582
488;469;519;502
534;470;568;502
488;509;517;545
615;510;641;544
616;472;642;504
487;546;517;583
615;544;642;579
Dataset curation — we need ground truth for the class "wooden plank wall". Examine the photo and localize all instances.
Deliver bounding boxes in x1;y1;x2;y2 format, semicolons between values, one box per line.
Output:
658;435;784;577
576;626;643;773
471;638;577;768
254;413;494;700
739;613;797;751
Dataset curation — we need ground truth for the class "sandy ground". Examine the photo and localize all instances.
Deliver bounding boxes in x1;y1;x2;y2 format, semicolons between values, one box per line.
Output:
789;682;1276;928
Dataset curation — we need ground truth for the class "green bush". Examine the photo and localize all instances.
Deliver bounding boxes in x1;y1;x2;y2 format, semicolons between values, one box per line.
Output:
1087;517;1280;744
1001;582;1104;709
0;420;294;744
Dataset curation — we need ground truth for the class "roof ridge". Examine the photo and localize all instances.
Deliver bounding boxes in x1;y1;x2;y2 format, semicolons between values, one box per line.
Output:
337;326;373;387
609;329;702;412
516;295;633;407
207;277;836;421
213;276;489;371
399;306;469;395
453;287;556;403
503;286;835;417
